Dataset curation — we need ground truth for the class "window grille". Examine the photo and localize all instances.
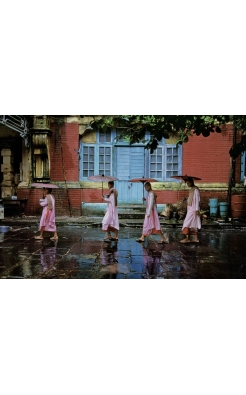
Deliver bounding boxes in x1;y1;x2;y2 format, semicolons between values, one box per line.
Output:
82;146;95;177
99;147;111;176
166;147;179;179
99;130;111;143
150;148;163;179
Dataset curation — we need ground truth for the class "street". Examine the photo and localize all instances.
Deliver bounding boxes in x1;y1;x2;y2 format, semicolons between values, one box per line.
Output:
1;225;246;279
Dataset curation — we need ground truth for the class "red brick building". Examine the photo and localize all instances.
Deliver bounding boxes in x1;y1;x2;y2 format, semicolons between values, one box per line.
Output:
0;116;245;216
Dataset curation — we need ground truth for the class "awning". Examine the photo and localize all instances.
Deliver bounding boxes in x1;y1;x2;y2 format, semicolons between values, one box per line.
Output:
0;115;29;139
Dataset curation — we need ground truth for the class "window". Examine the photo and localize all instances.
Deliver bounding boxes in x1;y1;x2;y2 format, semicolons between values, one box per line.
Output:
99;147;111;176
99;131;111;143
166;147;179;179
148;145;181;181
82;146;95;178
80;142;112;180
115;130;131;143
241;152;246;181
80;131;113;180
150;148;163;179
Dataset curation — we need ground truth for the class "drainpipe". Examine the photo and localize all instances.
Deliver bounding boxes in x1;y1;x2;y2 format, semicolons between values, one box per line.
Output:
227;119;237;216
56;119;72;217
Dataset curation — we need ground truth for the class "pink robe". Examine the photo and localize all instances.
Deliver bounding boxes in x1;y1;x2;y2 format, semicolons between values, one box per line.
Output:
39;195;57;232
102;189;119;232
182;188;201;231
142;191;162;236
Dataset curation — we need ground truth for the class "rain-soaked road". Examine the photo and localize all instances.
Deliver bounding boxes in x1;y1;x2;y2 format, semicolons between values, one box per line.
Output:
1;225;246;279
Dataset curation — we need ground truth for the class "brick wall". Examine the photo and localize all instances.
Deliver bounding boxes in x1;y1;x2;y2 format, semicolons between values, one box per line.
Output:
182;124;237;183
15;122;244;217
17;188;83;216
50;122;79;182
182;124;243;184
80;189;104;203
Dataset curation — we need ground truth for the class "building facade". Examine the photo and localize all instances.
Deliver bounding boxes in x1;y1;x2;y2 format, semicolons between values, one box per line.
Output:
0;115;245;216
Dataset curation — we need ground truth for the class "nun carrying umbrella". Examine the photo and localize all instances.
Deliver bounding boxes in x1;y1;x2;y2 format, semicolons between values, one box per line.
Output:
171;175;201;243
31;183;59;240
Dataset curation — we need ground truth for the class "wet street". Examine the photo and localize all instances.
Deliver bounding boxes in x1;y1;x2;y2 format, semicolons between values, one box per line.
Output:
1;225;246;279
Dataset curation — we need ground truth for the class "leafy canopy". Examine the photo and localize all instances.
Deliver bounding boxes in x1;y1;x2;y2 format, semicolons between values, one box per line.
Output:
89;115;246;157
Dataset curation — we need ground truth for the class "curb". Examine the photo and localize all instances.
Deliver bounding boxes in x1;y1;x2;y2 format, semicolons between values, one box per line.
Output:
1;216;246;230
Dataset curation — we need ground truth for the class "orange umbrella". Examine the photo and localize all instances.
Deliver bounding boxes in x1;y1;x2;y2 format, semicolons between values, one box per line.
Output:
87;174;119;195
129;177;158;203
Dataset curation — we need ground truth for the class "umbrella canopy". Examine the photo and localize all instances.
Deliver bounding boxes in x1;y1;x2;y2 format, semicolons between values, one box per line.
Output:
128;177;158;204
87;175;118;182
129;177;158;183
171;175;202;181
87;174;119;195
30;183;59;188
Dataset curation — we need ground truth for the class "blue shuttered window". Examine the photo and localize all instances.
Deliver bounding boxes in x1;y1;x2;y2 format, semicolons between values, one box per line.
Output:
241;152;246;181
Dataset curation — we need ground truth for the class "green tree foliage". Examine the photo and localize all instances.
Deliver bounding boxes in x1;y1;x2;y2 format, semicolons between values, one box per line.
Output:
90;115;246;157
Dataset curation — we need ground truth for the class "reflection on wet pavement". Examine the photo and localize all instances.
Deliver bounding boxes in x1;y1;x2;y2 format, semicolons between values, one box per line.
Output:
1;226;246;278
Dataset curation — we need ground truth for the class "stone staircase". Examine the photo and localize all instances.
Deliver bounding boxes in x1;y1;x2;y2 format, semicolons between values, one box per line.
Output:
118;204;149;219
82;202;165;218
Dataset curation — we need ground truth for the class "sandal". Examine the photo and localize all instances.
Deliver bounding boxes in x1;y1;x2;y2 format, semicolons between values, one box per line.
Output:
158;240;167;244
136;238;144;243
34;236;43;240
109;237;118;241
50;237;58;240
180;239;190;243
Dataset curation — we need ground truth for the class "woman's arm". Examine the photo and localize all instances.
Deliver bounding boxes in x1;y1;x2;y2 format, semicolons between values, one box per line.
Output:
40;197;48;207
147;192;154;216
194;189;200;212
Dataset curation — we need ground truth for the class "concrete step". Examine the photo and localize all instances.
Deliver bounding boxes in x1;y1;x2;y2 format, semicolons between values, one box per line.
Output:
82;202;165;216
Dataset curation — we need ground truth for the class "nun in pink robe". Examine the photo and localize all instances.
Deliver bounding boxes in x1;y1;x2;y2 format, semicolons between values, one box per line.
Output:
35;188;58;240
102;181;119;241
136;182;167;244
181;177;201;243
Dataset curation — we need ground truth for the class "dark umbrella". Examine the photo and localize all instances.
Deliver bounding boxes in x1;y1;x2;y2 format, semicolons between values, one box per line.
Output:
129;177;158;204
87;174;119;195
171;175;202;181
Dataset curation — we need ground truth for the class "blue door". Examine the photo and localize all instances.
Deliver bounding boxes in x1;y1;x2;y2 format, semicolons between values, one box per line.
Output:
115;146;146;203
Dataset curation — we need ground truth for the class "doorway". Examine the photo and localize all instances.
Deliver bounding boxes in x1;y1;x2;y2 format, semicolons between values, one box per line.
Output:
115;146;146;204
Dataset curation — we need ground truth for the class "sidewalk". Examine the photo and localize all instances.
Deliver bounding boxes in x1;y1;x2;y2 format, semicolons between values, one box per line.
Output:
1;225;246;279
1;215;246;229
